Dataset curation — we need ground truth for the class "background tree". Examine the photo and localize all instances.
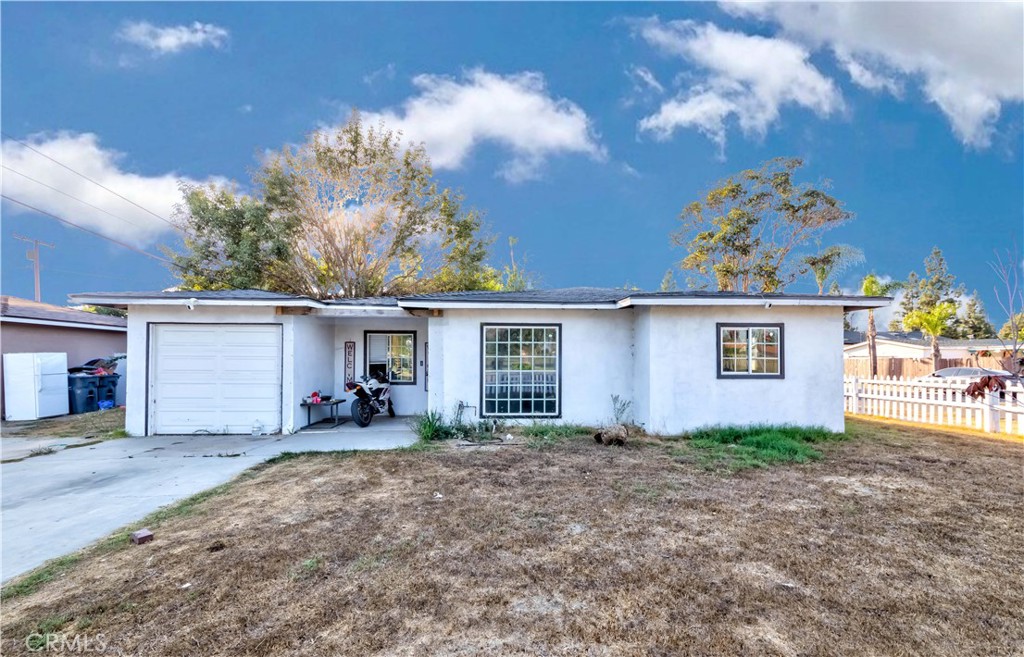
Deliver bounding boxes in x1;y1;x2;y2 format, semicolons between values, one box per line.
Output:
990;248;1023;375
888;247;964;334
260;113;497;298
672;157;852;293
801;244;864;295
903;301;957;364
660;269;679;292
828;281;854;330
861;274;903;377
888;271;920;331
168;184;296;291
954;292;996;339
999;313;1024;341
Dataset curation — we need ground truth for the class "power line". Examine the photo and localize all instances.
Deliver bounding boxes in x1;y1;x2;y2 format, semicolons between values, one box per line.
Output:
2;165;153;233
1;194;173;264
1;131;178;229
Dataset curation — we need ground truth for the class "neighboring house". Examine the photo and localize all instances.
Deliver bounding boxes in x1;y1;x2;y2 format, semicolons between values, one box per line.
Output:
69;288;888;436
843;331;1011;359
1;296;127;418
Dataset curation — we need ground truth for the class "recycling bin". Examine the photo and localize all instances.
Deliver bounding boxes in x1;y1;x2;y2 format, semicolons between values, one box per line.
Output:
96;374;120;409
68;375;100;415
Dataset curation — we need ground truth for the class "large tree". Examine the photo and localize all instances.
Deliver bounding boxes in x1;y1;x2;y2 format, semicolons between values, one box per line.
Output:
259;113;498;298
955;292;996;339
888;247;964;335
169;184;297;291
861;274;903;377
671;157;853;293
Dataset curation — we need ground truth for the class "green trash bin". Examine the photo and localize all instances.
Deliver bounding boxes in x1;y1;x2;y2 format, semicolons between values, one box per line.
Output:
68;375;100;414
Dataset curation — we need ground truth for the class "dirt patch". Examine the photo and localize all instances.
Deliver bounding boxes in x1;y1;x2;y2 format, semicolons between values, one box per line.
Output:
1;408;125;439
1;418;1022;656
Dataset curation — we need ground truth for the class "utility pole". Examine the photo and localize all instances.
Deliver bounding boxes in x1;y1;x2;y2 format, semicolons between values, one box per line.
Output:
12;233;54;302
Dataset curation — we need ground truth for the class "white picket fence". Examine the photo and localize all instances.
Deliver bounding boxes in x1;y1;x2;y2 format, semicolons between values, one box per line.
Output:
843;376;1024;435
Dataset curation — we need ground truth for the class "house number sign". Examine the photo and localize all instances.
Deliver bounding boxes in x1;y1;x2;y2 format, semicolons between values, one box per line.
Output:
345;341;356;382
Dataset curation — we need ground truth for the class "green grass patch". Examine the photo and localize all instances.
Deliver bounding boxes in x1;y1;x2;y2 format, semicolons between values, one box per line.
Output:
682;425;845;472
523;423;591;450
410;410;458;442
0;555;81;600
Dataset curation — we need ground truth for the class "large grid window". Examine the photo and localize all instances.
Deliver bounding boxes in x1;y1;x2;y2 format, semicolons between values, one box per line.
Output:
718;324;783;378
482;325;559;417
366;332;415;384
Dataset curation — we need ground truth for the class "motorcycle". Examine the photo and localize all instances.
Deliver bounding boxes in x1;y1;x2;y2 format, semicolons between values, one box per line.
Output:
344;373;395;427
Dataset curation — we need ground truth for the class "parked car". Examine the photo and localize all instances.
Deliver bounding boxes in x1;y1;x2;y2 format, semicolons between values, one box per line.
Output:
919;367;1013;380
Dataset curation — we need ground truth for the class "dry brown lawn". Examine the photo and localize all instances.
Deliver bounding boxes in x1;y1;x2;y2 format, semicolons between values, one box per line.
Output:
2;417;1023;656
1;407;126;439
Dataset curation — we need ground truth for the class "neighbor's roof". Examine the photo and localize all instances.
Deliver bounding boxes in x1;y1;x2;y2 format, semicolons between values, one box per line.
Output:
1;295;127;330
844;331;1009;350
70;287;891;312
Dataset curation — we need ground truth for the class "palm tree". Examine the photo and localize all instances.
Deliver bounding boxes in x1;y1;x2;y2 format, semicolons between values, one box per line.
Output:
802;245;865;295
861;274;903;377
903;302;957;365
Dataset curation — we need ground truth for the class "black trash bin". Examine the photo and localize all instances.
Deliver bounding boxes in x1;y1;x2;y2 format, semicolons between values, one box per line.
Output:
96;374;121;409
68;375;100;414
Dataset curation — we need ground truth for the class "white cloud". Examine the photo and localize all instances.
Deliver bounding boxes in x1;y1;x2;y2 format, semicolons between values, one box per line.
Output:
238;104;253;114
833;49;902;97
629;65;665;95
724;2;1024;148
1;132;225;245
361;68;605;183
631;18;843;155
363;63;396;86
116;20;229;55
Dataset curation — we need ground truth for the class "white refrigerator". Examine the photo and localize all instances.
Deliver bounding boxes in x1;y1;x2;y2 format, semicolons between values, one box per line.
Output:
3;353;69;421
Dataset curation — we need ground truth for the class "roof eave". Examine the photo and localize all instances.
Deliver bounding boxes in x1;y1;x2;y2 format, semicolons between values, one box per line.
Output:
396;300;620;310
68;294;322;309
618;296;891;311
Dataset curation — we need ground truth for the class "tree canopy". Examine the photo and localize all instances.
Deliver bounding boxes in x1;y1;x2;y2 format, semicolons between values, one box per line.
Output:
670;157;853;293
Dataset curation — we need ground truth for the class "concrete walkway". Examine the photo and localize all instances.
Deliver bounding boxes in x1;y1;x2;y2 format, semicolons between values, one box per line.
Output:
1;420;416;582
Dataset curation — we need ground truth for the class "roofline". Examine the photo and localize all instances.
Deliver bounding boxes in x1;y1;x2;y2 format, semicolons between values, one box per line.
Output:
68;294;321;309
0;316;128;332
619;296;890;311
396;300;618;310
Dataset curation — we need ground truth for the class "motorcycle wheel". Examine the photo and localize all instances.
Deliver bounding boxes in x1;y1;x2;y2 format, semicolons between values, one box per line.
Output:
351;398;373;427
387;399;396;417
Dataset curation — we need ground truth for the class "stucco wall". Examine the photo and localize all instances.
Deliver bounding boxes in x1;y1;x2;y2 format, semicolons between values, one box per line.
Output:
286;316;336;433
429;308;635;425
0;322;127;418
124;305;282;436
333;317;428;417
844;341;927;358
645;305;845;434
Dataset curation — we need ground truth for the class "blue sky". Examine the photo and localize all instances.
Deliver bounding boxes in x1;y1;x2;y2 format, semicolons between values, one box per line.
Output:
2;2;1022;328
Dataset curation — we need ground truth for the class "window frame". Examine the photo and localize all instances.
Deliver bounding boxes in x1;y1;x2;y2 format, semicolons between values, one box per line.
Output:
479;323;562;419
363;330;417;386
716;322;785;379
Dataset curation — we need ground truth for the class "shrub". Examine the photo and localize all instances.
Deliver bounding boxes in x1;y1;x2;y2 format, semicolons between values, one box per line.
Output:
410;411;456;442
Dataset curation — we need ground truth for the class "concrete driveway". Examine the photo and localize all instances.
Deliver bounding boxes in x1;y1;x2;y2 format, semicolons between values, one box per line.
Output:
1;420;416;582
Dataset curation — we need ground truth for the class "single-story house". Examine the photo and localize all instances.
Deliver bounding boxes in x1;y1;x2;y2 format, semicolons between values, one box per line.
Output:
1;296;128;418
69;288;888;436
843;331;1011;360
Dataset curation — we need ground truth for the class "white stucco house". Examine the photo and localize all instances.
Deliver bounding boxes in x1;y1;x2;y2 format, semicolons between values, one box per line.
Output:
69;288;888;436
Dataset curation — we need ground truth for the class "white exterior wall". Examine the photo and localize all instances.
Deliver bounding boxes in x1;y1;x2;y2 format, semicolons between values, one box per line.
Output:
124;305;283;436
429;309;634;425
631;308;652;429
644;305;845;434
844;341;928;358
332;317;428;416
286;315;335;433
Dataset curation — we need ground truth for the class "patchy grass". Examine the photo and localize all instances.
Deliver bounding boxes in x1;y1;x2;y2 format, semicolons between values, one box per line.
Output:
521;422;592;449
0;556;81;601
1;418;1022;656
680;424;844;471
0;408;127;439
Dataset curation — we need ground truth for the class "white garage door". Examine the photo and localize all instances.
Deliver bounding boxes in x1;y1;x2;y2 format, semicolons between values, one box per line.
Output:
150;324;282;435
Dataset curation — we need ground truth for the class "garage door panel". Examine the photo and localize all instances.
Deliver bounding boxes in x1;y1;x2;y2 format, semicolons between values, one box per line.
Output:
151;324;282;435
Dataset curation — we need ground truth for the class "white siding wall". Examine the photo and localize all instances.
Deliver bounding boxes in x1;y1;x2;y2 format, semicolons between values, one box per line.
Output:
124;305;282;436
645;305;845;434
333;317;428;416
429;309;635;425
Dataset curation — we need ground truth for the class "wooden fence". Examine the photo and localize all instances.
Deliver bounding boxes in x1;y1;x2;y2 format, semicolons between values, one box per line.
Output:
843;356;1011;379
843;376;1024;435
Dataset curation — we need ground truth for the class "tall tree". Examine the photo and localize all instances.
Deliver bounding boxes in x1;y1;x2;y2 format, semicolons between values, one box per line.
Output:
888;271;920;331
260;113;497;298
955;292;996;339
890;247;964;334
861;274;903;377
801;244;864;294
672;157;852;293
168;184;297;291
903;302;957;364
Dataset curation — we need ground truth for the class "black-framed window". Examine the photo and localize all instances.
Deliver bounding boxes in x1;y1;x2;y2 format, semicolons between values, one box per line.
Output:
481;324;560;417
717;323;784;378
365;332;416;384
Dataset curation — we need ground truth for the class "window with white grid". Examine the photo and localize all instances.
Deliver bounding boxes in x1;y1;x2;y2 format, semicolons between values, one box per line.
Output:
482;325;559;417
718;324;784;378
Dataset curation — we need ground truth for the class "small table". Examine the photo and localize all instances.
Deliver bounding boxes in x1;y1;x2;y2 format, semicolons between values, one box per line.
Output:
300;398;347;429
